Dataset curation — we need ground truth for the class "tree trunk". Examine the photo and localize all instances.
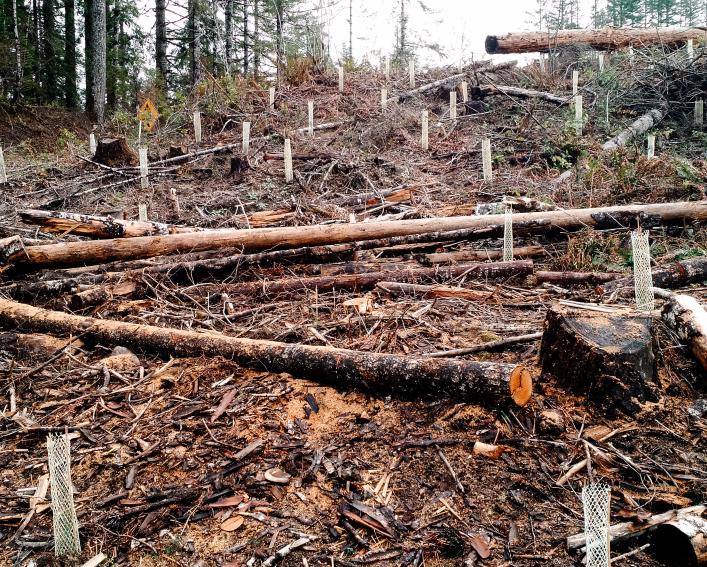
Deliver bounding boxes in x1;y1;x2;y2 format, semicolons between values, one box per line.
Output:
602;106;667;151
84;0;94;112
478;84;569;105
662;293;707;373
6;201;707;271
540;304;659;414
424;245;546;265
274;0;283;84
91;0;107;123
242;0;249;75
11;0;22;102
224;261;534;297
224;0;232;72
42;0;57;102
188;0;201;86
600;257;707;296
485;27;707;54
252;0;259;78
64;0;78;107
106;0;118;110
0;298;532;407
155;0;168;96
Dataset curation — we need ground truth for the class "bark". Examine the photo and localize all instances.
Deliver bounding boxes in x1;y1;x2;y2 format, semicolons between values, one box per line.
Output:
0;298;532;407
155;0;168;96
654;515;707;566
223;261;533;297
662;294;707;373
602;106;667;152
91;0;107;123
599;257;707;295
94;137;138;166
567;505;706;551
7;201;707;271
540;304;658;414
64;0;78;107
486;27;707;54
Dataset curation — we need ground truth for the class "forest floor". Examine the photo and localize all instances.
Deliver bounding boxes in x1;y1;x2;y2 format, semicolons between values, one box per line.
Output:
0;54;706;567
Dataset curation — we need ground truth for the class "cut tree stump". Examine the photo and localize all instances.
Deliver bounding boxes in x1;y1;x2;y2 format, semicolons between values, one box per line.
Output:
540;304;659;413
93;137;139;167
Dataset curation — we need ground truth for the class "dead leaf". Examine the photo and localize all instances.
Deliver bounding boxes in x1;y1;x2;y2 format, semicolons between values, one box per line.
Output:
210;495;244;508
264;468;291;484
468;534;491;559
220;515;244;532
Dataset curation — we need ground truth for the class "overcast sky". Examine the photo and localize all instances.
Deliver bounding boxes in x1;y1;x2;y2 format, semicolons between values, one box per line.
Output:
322;0;598;65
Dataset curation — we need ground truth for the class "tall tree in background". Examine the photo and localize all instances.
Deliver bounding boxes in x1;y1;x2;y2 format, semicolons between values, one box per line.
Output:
242;0;249;74
224;0;232;71
85;0;94;112
91;0;106;123
155;0;167;95
252;0;259;77
42;0;58;102
64;0;78;107
11;0;22;101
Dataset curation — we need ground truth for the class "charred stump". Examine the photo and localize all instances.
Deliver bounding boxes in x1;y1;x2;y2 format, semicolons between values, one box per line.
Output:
540;304;659;413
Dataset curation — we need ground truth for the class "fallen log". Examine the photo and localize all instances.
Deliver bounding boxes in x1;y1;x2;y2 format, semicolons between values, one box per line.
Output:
653;514;707;566
19;209;203;238
486;27;707;54
540;303;659;413
602;106;668;152
376;281;489;301
600;257;707;296
224;261;533;296
0;298;533;407
423;245;546;265
6;201;707;271
478;84;569;105
396;73;466;103
567;505;706;551
535;270;622;286
662;293;707;372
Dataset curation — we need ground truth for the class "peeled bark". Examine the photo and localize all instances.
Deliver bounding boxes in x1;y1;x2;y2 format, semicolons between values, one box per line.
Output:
6;201;707;272
0;298;532;406
602;106;667;152
486;27;707;54
662;294;707;373
478;84;569;105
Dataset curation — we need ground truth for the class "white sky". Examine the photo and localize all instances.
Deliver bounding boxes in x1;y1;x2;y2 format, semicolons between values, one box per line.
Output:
322;0;598;66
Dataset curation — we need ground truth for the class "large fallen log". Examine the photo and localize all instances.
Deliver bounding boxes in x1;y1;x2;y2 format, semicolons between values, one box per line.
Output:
6;201;707;271
602;106;668;152
600;257;707;296
0;298;532;406
486;27;707;54
223;261;533;297
478;84;569;105
661;293;707;372
396;73;466;103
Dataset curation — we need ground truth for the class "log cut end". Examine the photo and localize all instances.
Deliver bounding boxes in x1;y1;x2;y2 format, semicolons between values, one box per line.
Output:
510;366;533;406
540;304;659;413
485;35;501;54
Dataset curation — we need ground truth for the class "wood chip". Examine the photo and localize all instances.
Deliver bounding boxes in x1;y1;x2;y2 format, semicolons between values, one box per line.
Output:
264;467;291;484
220;515;244;532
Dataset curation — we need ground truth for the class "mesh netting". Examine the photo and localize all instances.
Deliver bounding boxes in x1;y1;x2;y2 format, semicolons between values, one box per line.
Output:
242;122;251;154
0;146;6;184
284;139;293;182
696;99;704;126
482;139;492;181
582;483;610;567
647;134;655;158
421;111;429;150
193;110;202;143
47;433;81;556
631;229;655;312
139;147;149;189
503;205;513;262
449;91;457;120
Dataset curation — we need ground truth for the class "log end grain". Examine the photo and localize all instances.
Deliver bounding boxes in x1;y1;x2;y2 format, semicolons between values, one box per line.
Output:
510;366;533;406
485;35;501;54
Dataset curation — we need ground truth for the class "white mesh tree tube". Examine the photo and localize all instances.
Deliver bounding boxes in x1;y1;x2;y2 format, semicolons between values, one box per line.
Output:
631;229;655;312
582;483;611;567
47;433;81;556
503;205;513;261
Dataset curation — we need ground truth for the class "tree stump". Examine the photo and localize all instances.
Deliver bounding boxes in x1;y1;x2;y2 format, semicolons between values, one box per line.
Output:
540;304;659;413
94;137;138;166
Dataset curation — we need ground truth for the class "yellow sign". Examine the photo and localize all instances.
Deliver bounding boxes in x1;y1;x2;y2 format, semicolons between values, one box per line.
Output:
137;98;159;131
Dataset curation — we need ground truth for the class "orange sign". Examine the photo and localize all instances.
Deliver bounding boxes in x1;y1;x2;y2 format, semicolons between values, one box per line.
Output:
137;98;159;131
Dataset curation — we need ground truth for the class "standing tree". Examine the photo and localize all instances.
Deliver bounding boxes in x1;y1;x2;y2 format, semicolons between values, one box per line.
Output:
64;0;78;107
155;0;168;96
42;0;59;102
92;0;106;123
